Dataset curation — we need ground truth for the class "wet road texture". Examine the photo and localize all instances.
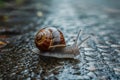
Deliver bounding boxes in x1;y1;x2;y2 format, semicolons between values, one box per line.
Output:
0;0;120;80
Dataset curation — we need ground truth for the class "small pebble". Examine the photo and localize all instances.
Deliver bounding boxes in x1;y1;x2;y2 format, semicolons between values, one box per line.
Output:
98;48;109;52
32;48;39;54
86;62;95;66
101;53;110;56
85;56;96;61
115;71;120;75
72;65;80;69
84;52;97;56
83;75;90;79
86;66;96;71
10;73;16;77
113;68;120;72
31;72;35;77
96;45;109;49
103;57;110;61
37;11;43;17
84;47;95;51
53;71;59;75
111;44;120;48
73;71;81;75
26;77;31;80
99;76;108;80
87;72;96;78
77;76;84;79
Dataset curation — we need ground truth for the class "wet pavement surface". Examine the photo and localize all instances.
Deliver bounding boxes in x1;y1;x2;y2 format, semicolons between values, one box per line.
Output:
0;0;120;80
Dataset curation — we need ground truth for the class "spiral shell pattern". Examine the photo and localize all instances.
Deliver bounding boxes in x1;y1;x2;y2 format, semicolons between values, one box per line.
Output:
35;27;66;51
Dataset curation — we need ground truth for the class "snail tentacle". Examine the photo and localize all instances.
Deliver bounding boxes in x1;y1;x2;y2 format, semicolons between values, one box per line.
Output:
78;36;90;48
73;29;82;46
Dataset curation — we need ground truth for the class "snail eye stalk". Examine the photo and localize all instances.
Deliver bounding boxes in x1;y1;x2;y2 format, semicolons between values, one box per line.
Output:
73;29;82;46
78;36;91;49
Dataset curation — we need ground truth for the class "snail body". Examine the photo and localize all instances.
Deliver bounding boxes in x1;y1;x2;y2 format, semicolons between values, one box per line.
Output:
34;27;89;58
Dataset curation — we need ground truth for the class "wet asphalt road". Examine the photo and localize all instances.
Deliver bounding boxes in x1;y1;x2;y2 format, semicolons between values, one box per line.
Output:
0;0;120;80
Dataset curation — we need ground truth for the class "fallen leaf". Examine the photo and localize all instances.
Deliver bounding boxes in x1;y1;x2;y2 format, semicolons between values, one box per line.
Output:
0;41;7;48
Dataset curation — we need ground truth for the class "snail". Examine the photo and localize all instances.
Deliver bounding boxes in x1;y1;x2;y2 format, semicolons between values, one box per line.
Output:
33;27;90;58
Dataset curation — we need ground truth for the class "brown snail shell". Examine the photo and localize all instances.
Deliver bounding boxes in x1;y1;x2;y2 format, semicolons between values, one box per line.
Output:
35;27;66;51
